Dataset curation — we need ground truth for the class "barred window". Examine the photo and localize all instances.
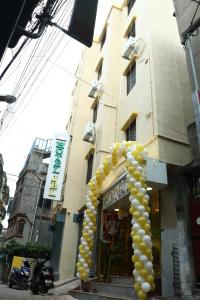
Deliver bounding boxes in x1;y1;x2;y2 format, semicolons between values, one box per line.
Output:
86;154;94;184
126;119;136;141
17;219;25;235
127;0;136;15
127;22;136;38
127;63;136;94
101;30;106;49
93;102;98;123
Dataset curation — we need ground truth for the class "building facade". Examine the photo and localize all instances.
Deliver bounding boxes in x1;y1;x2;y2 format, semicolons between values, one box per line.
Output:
0;154;9;235
172;0;200;295
5;138;53;247
53;0;195;297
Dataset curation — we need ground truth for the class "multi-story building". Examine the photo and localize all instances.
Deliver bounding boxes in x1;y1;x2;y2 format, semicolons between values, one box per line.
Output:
172;0;200;295
0;154;9;234
5;138;53;247
52;0;195;297
173;0;200;157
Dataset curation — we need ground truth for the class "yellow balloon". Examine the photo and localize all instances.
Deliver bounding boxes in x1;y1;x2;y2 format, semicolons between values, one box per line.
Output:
128;166;135;174
133;171;141;180
136;193;143;201
151;282;156;291
131;188;138;195
138;217;146;226
140;268;149;278
133;212;140;219
138;290;147;300
134;282;140;292
132;255;139;263
129;207;136;215
144;223;150;233
139;242;147;252
132;235;141;244
137;144;144;152
135;261;143;270
147;275;154;284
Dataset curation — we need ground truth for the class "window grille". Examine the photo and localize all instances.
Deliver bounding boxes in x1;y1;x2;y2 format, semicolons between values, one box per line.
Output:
101;30;107;49
126;119;136;141
86;154;94;184
127;0;136;15
93;103;98;123
127;63;136;94
127;22;136;38
98;63;103;80
17;219;25;235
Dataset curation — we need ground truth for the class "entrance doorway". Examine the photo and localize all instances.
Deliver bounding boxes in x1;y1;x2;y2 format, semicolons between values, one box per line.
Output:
189;177;200;283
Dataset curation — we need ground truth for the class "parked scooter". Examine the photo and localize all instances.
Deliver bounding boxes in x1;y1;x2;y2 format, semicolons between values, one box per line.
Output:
30;259;54;294
8;259;30;289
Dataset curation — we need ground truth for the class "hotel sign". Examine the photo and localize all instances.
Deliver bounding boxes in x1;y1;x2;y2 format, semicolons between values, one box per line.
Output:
102;174;128;210
44;133;70;201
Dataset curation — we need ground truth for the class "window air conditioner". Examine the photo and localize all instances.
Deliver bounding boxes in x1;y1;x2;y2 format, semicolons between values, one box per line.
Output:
122;36;138;59
83;122;96;143
88;80;102;98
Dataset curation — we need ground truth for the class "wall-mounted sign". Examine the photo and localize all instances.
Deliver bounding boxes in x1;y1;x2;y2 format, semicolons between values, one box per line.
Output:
43;133;70;201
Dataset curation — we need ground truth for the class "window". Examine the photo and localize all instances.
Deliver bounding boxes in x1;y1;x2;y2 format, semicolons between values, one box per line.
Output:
97;63;102;80
101;30;106;49
127;63;136;94
127;0;136;15
17;219;25;235
127;22;136;38
126;119;136;141
93;102;98;123
86;153;94;184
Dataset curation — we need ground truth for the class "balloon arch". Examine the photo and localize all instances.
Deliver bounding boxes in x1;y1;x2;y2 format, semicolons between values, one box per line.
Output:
76;141;155;300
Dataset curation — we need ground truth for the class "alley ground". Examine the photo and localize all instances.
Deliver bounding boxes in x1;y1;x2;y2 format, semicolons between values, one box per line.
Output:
0;279;79;299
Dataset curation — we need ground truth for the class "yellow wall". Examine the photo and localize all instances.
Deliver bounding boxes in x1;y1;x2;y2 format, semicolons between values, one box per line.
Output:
59;0;194;279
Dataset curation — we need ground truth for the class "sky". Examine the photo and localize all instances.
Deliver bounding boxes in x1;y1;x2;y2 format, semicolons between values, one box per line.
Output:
0;0;123;204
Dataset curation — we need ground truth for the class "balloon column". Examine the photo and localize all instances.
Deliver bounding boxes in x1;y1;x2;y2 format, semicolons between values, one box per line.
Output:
76;141;155;300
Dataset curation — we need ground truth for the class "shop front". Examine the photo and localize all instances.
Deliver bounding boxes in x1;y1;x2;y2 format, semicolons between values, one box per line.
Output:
97;173;161;290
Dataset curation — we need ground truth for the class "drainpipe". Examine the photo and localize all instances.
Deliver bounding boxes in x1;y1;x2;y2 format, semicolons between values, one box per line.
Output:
182;17;200;153
29;172;43;243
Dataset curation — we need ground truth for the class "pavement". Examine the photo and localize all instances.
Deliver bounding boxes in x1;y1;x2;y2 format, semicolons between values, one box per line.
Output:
0;278;80;299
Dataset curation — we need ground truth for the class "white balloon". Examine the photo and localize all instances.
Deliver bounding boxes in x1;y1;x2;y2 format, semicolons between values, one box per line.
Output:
80;258;85;264
145;261;153;270
89;222;93;227
137;166;143;173
132;161;139;167
128;177;136;185
131;218;136;225
136;276;144;284
138;205;145;213
76;272;80;277
138;229;145;237
140;188;146;194
88;230;93;236
143;212;149;220
131;199;140;208
133;269;140;277
132;223;140;231
139;255;148;264
134;249;142;257
141;282;151;293
145;194;150;201
134;182;142;188
143;235;151;244
82;241;87;247
83;263;88;268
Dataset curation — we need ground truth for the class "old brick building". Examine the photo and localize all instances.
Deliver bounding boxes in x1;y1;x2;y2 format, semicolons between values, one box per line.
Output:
5;138;53;247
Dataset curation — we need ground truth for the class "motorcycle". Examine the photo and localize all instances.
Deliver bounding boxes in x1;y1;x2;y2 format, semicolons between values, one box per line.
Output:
30;259;54;294
8;259;30;289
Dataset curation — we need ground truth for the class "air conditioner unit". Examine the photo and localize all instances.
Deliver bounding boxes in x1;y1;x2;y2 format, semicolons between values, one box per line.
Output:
88;80;102;98
122;36;138;59
83;122;96;143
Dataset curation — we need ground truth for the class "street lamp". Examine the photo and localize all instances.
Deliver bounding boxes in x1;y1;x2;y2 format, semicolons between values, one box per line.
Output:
0;95;16;104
